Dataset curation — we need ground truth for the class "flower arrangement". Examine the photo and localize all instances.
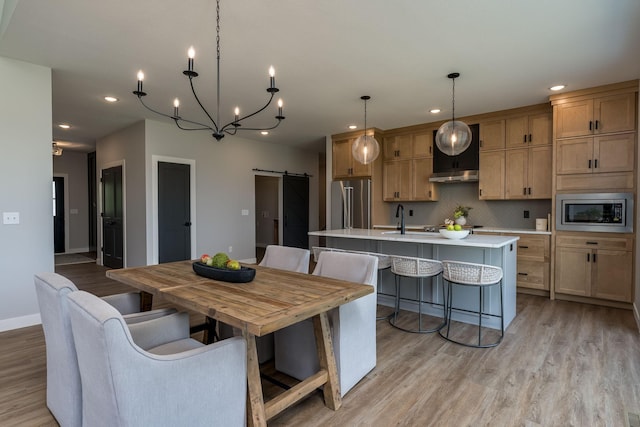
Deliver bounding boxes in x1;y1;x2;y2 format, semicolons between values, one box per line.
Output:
453;205;472;219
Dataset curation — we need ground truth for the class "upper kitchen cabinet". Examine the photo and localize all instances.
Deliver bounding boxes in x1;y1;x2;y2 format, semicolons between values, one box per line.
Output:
505;112;551;148
412;131;436;158
384;134;413;160
551;80;638;192
479;119;505;151
553;88;636;139
332;129;384;180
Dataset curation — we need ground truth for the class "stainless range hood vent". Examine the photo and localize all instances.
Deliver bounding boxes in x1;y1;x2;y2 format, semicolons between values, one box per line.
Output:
429;170;479;183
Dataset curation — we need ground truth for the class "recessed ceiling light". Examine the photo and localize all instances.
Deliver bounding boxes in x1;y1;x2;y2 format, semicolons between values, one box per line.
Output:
58;124;71;129
430;109;441;114
348;125;357;130
260;131;269;135
104;96;119;102
550;85;566;91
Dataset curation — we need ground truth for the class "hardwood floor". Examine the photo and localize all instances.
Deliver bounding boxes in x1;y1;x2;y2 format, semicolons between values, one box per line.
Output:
1;263;639;426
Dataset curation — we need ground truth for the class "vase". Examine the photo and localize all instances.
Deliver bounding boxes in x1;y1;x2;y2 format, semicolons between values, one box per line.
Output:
454;216;467;226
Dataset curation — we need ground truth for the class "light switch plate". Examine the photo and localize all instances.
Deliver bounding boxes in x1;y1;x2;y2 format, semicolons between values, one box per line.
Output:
241;209;249;216
3;212;20;225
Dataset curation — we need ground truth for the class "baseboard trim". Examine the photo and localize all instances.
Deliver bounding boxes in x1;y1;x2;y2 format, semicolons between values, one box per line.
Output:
0;313;41;333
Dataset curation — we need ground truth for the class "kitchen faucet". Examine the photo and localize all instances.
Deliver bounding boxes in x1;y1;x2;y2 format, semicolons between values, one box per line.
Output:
395;204;405;235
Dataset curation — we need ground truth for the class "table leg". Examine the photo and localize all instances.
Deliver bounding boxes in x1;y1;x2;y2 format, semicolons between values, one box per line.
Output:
140;291;153;312
242;329;267;427
312;312;342;410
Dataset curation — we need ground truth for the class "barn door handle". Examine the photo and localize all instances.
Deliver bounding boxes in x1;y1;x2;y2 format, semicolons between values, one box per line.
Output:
184;221;192;227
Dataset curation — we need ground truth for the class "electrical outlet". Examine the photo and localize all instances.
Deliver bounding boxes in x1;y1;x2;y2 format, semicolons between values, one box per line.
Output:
228;246;233;253
3;212;19;225
409;209;414;216
524;210;530;218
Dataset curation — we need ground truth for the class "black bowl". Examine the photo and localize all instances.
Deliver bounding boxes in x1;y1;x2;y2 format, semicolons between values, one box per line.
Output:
192;262;256;283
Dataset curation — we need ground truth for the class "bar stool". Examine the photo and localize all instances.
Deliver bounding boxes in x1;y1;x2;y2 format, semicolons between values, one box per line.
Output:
388;256;445;333
438;260;504;348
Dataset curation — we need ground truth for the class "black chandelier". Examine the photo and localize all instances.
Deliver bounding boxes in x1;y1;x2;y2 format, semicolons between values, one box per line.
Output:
133;0;285;141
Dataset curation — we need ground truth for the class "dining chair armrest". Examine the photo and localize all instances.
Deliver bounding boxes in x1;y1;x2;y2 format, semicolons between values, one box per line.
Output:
123;308;177;324
127;311;191;351
101;291;141;315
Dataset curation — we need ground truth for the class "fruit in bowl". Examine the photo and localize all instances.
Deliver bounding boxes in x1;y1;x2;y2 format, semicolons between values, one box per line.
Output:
439;228;470;239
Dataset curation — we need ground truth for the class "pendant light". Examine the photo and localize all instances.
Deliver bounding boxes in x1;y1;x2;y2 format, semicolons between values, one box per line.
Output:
435;72;472;156
352;95;380;165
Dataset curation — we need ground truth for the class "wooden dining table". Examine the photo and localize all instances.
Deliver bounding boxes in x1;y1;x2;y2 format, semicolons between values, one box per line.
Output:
106;260;374;426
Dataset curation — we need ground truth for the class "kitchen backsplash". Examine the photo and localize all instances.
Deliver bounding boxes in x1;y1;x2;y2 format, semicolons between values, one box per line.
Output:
385;182;551;229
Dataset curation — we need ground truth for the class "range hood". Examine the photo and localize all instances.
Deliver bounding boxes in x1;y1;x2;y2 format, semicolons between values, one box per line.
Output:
429;170;479;183
429;123;480;184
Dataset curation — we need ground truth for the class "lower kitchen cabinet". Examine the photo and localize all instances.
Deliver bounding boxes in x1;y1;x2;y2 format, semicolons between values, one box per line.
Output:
476;231;550;293
555;233;633;303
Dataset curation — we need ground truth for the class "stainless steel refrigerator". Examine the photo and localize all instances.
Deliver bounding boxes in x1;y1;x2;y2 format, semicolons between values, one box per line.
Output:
331;179;371;229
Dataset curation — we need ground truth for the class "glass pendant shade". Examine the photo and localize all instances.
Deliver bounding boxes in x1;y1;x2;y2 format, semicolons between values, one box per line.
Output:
352;133;380;165
435;120;472;156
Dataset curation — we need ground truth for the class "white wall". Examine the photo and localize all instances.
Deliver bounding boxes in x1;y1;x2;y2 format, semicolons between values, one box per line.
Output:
144;120;320;263
53;151;89;253
96;121;147;267
255;176;279;247
0;57;52;331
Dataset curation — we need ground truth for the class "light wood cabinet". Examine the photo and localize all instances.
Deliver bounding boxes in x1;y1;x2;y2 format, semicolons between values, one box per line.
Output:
555;92;636;139
556;133;635;175
332;137;372;179
554;234;633;303
412;132;434;158
383;160;412;201
477;231;550;292
479;119;505;151
505;145;552;199
478;151;504;200
506;112;551;148
411;158;438;201
384;135;413;160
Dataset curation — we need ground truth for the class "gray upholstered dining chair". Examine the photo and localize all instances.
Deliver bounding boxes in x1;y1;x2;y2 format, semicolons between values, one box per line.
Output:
274;251;378;396
220;244;310;363
34;272;177;427
67;290;247;427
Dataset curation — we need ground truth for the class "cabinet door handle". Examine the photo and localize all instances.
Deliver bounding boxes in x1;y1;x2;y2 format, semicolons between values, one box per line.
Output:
594;159;598;168
586;241;598;245
528;134;532;142
519;245;529;249
588;159;592;169
589;120;593;131
480;140;483;147
595;120;599;130
523;187;527;196
428;190;432;198
528;187;531;195
593;253;597;263
523;135;527;143
587;253;590;262
479;189;483;196
518;272;528;276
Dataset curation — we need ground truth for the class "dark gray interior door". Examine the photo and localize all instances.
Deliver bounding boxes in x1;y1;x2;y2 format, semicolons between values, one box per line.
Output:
283;175;309;249
53;177;65;253
102;166;123;268
158;162;191;263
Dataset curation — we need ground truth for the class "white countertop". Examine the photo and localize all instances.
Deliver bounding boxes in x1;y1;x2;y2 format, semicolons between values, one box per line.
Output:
309;229;519;248
373;224;551;236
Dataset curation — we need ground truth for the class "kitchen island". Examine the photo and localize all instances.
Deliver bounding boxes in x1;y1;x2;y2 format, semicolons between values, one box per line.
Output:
308;228;519;329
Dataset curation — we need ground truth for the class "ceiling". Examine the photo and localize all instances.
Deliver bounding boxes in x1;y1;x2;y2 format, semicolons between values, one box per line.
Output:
1;0;639;153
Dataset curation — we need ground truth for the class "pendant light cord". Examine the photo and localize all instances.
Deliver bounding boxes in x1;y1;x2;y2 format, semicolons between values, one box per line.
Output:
216;0;221;124
363;98;367;136
451;76;456;122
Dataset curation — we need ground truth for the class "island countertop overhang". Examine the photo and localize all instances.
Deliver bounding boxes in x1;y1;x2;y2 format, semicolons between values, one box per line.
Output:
309;228;519;249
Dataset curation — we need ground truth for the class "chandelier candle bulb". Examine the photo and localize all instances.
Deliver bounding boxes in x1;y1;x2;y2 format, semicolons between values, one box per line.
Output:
173;98;180;117
269;66;275;89
187;46;195;71
136;70;144;93
234;107;239;122
277;99;283;116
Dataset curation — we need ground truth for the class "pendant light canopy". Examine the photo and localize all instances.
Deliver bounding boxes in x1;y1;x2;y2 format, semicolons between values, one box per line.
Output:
352;95;380;165
435;73;472;156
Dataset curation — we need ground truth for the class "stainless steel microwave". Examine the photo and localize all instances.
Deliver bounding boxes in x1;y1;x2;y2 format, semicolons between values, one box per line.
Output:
556;192;633;233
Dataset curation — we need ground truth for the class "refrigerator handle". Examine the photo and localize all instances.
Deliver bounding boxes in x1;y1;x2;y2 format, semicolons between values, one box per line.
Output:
344;186;353;229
